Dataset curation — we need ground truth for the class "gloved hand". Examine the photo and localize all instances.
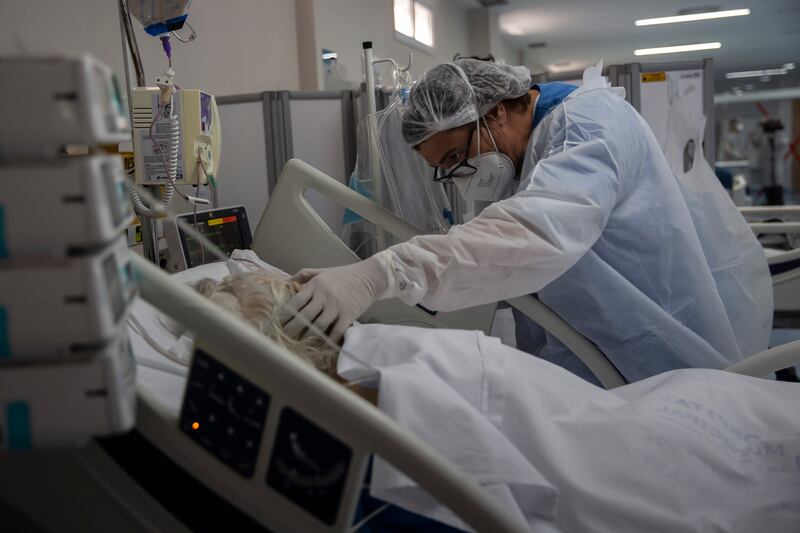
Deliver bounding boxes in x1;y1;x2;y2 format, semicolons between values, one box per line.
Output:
282;253;393;343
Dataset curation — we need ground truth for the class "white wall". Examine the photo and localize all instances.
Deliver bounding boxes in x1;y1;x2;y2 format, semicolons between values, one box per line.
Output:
0;0;301;97
310;0;472;89
487;9;522;65
465;8;521;65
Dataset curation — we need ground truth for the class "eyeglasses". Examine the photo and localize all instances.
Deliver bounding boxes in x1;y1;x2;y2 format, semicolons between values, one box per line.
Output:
432;126;478;183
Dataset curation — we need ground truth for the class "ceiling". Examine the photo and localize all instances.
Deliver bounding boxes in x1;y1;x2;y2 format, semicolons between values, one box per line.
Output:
483;0;800;94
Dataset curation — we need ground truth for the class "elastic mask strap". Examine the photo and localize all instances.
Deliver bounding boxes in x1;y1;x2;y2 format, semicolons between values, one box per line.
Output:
480;114;504;168
447;62;506;171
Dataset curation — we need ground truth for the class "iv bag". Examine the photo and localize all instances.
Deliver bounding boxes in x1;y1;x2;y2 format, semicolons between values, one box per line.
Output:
129;0;192;36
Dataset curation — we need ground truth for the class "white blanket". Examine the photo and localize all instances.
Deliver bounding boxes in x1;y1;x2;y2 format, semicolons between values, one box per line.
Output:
339;324;800;533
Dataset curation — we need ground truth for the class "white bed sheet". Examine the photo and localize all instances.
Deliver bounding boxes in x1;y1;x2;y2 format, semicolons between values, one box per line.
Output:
339;324;800;533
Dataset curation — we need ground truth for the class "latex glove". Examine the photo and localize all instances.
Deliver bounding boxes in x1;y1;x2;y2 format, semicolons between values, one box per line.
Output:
283;253;393;343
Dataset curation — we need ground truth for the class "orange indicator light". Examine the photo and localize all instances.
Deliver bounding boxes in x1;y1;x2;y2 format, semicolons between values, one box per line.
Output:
191;422;200;430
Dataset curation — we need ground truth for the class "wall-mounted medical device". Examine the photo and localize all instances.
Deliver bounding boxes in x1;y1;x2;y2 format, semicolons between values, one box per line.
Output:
132;87;221;186
0;156;132;257
0;55;130;159
163;205;252;272
0;55;137;449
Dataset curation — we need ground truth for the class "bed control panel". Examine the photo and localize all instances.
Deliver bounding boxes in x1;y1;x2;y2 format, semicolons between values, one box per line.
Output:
265;407;353;526
180;349;270;477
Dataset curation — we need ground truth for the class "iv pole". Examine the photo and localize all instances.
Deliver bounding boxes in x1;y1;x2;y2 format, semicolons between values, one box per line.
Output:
361;42;412;250
118;0;161;265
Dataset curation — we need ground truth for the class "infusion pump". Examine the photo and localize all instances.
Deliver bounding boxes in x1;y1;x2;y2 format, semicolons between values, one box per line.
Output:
0;55;137;450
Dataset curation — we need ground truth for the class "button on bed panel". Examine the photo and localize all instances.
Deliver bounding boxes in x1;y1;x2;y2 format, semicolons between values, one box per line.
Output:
180;348;270;478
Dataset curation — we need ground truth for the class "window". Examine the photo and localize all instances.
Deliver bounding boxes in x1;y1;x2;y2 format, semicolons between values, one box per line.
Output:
394;0;433;49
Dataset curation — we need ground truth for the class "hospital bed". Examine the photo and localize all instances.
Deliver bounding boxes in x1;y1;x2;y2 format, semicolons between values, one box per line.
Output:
740;205;800;313
0;253;529;533
3;161;799;533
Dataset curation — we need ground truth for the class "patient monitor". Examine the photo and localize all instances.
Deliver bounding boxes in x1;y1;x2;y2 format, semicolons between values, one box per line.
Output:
164;205;253;271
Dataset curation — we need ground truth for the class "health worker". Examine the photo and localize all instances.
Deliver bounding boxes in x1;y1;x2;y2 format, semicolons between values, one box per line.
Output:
285;59;772;384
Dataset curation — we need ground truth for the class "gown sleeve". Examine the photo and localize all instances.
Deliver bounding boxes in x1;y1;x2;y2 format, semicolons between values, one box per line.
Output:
383;132;622;311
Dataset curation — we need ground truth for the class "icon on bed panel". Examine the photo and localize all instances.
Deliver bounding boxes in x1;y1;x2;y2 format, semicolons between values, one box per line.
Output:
180;348;270;478
266;407;352;526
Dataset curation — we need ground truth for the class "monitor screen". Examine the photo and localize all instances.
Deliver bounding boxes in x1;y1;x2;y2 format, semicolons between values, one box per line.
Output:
178;207;252;268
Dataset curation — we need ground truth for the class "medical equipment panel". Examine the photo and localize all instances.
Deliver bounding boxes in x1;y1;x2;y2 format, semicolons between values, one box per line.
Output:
0;155;132;257
0;328;137;450
171;339;368;532
132;87;220;186
0;236;137;359
180;347;270;478
265;406;353;526
0;55;130;159
164;205;253;271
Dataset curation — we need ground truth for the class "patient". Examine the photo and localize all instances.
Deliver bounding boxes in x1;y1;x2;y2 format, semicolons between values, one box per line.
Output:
193;270;800;533
193;271;378;404
195;273;338;375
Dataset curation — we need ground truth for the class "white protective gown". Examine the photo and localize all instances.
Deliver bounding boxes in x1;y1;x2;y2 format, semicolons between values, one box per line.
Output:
339;324;800;533
382;63;772;383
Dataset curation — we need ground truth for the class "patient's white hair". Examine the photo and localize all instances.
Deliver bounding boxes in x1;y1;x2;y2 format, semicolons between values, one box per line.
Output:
194;272;338;376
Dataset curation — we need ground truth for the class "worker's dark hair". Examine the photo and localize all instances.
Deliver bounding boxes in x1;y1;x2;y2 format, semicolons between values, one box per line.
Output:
500;92;532;114
481;92;532;121
453;53;496;63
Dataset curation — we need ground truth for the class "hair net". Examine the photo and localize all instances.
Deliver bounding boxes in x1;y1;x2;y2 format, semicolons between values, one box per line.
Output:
401;59;531;146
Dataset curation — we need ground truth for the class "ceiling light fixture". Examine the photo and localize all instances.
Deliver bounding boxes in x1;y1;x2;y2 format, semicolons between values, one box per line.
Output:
502;23;524;36
634;42;721;56
725;68;788;79
549;61;575;73
635;8;750;26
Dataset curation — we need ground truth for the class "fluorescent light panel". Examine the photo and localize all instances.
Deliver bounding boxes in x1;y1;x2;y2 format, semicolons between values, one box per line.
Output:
635;8;750;26
502;23;524;35
726;68;787;79
634;42;721;56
